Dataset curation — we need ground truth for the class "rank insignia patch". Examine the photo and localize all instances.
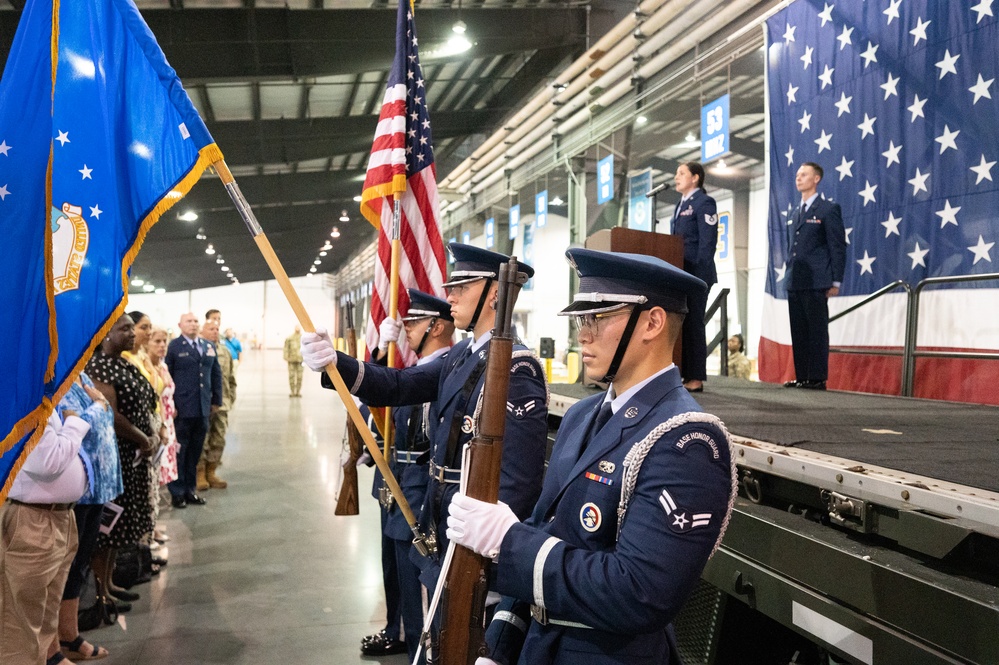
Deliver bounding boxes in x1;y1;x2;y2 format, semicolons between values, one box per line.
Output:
659;488;712;534
579;503;602;532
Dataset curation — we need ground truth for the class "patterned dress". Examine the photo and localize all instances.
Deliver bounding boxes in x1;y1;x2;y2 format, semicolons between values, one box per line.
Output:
88;348;157;549
154;362;180;485
56;373;123;505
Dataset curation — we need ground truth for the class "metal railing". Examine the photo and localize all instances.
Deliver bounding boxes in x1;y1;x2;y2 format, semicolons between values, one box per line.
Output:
828;274;999;397
705;288;730;376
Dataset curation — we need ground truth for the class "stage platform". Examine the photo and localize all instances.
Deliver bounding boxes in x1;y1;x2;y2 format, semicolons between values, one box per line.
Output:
549;376;999;495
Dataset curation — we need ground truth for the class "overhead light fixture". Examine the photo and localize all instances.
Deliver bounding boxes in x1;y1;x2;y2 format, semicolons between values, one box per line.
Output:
550;195;565;206
154;288;165;294
320;251;327;257
331;227;341;238
452;19;467;34
636;115;648;125
205;244;215;255
131;278;144;287
195;228;206;240
717;158;728;169
685;131;697;143
339;210;350;222
221;266;230;272
309;266;317;273
322;242;332;251
352;195;362;203
142;284;154;292
314;259;321;265
178;210;198;222
216;257;224;264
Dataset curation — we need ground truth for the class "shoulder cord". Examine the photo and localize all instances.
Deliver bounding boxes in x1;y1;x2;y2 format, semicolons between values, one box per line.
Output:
616;411;738;557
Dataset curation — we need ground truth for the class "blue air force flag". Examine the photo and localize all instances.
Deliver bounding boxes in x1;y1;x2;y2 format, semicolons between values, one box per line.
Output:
0;0;222;498
760;0;999;403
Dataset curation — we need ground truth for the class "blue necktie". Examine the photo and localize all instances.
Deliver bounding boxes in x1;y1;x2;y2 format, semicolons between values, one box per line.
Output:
592;401;613;435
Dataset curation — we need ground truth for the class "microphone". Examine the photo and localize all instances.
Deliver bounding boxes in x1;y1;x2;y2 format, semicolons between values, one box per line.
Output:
645;183;670;198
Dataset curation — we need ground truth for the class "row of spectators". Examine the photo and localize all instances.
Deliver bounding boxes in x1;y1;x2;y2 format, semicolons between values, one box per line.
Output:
0;309;238;665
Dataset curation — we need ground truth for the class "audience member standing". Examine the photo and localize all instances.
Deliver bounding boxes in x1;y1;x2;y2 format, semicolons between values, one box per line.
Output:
148;327;179;487
165;312;221;508
1;409;89;665
88;314;159;607
784;162;846;390
199;319;236;490
672;161;718;393
284;326;304;397
223;328;243;369
56;372;120;662
728;334;752;379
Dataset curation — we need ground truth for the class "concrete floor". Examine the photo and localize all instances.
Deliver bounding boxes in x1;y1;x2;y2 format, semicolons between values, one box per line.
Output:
89;349;408;665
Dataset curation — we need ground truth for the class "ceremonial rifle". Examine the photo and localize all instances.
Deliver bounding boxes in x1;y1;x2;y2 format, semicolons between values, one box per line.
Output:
436;258;527;664
335;300;363;516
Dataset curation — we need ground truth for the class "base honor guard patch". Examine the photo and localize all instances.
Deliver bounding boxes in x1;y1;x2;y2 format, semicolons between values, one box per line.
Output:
659;488;712;534
461;415;474;434
579;503;602;532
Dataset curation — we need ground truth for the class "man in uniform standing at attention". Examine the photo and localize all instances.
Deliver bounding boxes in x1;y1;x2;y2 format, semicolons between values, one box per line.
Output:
166;312;222;508
784;162;846;391
284;326;303;397
198;318;237;491
672;161;718;393
446;248;736;665
362;290;456;661
300;244;549;587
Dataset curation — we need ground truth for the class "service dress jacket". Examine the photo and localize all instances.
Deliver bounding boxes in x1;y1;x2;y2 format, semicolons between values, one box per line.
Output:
165;336;222;420
486;368;734;665
672;188;719;287
324;337;548;578
787;196;847;292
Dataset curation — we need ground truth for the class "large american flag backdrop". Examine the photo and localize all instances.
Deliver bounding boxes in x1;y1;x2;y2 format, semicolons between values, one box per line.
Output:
359;0;447;366
761;0;999;403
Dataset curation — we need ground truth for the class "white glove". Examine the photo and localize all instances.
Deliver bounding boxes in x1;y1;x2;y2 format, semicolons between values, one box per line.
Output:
377;317;403;351
475;659;500;665
446;493;518;560
301;327;337;372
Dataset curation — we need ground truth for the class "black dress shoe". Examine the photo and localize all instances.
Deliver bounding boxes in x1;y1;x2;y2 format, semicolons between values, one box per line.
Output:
799;380;827;390
360;633;406;657
783;380;801;388
110;588;140;602
171;495;187;509
185;493;207;505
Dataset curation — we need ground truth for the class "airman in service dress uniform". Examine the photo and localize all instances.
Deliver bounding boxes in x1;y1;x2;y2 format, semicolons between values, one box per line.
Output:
362;290;456;661
447;248;737;665
301;244;549;589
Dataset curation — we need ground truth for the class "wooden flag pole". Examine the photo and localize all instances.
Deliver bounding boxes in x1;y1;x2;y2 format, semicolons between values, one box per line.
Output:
212;160;435;556
383;194;403;460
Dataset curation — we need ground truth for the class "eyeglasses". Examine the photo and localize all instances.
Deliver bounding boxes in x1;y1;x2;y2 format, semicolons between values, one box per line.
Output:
572;308;633;334
444;279;483;297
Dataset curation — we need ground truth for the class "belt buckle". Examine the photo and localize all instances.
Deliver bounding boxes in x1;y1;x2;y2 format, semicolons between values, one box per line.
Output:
530;605;548;626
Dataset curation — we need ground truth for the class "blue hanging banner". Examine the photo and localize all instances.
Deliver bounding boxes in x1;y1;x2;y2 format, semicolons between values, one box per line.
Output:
597;155;614;204
462;230;470;244
485;218;495;248
627;169;653;231
523;220;535;291
509;204;520;240
701;93;730;163
535;190;548;228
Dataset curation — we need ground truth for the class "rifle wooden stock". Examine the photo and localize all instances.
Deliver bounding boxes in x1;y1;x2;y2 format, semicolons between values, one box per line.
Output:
437;259;523;665
335;320;362;516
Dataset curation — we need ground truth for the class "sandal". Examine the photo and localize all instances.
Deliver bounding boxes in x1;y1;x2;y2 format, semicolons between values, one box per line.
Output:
60;635;109;661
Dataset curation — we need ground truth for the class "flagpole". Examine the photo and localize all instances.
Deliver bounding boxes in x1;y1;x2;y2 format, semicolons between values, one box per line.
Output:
383;194;403;460
212;159;435;556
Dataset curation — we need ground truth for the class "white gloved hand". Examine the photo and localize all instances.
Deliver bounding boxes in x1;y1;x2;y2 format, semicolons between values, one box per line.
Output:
377;317;403;351
301;327;337;372
474;659;500;665
446;493;519;560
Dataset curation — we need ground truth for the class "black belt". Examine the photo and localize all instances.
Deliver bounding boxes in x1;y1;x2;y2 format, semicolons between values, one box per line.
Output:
8;499;76;511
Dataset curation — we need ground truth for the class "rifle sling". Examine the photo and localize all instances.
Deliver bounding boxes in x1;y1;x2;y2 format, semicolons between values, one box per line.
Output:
443;353;488;470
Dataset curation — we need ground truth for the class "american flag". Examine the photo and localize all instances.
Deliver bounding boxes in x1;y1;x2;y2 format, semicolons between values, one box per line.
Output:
760;0;999;399
360;0;447;366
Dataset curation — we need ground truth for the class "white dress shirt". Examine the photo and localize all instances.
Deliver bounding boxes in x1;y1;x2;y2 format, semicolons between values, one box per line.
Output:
8;410;89;503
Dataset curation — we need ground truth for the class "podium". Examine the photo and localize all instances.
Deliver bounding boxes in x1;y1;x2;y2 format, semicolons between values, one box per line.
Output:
585;227;685;368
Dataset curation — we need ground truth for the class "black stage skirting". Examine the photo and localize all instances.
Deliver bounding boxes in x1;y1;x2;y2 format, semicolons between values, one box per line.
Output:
551;376;999;494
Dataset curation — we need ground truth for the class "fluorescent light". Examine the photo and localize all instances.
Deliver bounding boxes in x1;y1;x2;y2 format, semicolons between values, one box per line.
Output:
636;115;648;125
